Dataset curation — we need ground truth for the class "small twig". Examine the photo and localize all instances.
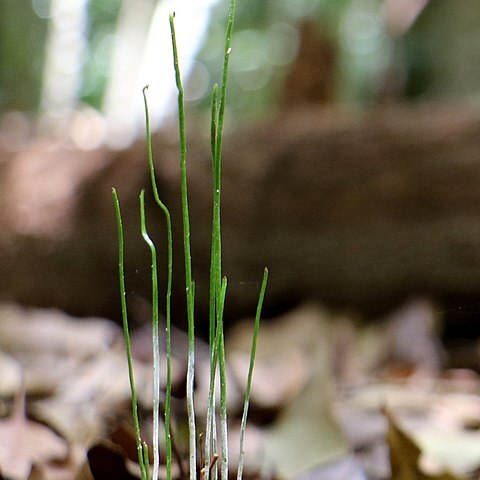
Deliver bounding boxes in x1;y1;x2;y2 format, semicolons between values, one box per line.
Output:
209;454;220;474
198;433;205;472
200;453;219;480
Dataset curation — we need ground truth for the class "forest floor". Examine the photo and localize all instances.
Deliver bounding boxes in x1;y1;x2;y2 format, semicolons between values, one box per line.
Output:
0;298;479;480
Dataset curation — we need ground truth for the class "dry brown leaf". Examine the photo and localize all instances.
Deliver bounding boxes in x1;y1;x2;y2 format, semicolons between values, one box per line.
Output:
296;454;367;480
32;349;151;445
334;298;443;387
0;303;119;358
27;445;84;480
386;408;468;480
228;303;332;408
0;304;123;398
0;351;22;396
0;389;68;480
228;303;349;477
382;298;443;373
262;361;348;478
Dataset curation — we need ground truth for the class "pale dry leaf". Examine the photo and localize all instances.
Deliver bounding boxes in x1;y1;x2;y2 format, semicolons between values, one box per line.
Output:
417;428;480;476
382;297;443;373
0;303;119;358
386;409;468;480
227;423;265;474
21;352;80;397
411;393;480;475
0;351;22;396
228;303;348;477
32;348;151;444
27;445;84;480
229;350;308;408
227;303;333;408
338;381;480;479
341;383;436;412
0;390;68;480
297;454;368;480
341;297;442;384
262;361;348;478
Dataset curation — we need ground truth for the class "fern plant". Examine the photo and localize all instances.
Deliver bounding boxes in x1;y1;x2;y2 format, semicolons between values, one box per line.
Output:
113;1;268;478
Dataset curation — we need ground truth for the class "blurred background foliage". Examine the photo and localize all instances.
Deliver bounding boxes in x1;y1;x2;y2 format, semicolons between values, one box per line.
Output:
1;0;479;145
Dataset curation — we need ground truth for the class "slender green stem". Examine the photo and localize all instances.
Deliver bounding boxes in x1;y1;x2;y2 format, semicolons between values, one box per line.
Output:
205;344;219;480
216;277;228;480
142;442;151;480
209;83;220;351
204;369;217;480
237;268;269;480
206;2;237;478
112;188;149;480
169;13;196;480
205;82;220;480
214;0;236;166
204;277;229;480
211;0;236;329
210;83;219;172
142;85;173;480
140;190;160;480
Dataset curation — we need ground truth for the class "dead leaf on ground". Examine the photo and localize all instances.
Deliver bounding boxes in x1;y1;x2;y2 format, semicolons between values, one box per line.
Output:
0;388;68;480
227;303;332;409
386;408;469;480
0;304;121;396
262;361;349;478
296;454;368;480
32;348;152;445
227;304;351;477
0;304;118;358
0;351;22;396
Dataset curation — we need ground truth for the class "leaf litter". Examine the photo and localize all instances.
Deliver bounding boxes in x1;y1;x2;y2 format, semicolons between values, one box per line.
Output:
0;299;480;479
0;385;68;480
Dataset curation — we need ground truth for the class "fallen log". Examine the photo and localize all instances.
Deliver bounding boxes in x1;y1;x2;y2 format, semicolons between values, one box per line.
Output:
2;103;480;333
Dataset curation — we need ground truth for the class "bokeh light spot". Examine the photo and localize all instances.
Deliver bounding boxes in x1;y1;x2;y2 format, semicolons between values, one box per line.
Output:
32;0;50;19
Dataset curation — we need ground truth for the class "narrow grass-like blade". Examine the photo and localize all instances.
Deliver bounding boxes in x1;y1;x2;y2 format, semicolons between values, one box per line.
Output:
112;188;150;480
169;12;197;480
142;85;174;480
237;268;269;480
140;190;160;480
